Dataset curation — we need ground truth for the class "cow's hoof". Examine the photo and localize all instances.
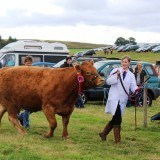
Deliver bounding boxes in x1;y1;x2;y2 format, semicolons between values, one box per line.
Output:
19;129;27;135
44;133;53;138
62;136;69;140
20;132;27;136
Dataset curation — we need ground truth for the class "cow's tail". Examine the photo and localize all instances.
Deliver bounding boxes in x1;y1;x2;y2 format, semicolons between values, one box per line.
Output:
0;104;6;126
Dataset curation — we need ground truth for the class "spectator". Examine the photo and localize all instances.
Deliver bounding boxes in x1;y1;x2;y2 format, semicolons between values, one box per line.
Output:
18;56;33;129
75;94;84;108
110;48;113;54
134;61;146;86
6;55;15;67
60;57;84;108
60;56;73;68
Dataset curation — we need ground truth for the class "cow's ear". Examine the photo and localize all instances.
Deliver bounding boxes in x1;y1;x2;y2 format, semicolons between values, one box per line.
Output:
74;62;81;73
90;60;94;65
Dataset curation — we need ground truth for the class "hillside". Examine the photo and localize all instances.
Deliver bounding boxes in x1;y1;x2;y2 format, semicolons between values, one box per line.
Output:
46;40;108;49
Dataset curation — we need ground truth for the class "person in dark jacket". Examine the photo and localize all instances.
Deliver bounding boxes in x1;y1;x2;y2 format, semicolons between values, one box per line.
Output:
134;61;146;86
60;57;84;108
60;57;73;68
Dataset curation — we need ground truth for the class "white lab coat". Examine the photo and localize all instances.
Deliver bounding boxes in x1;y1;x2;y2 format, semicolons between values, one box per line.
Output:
105;67;138;116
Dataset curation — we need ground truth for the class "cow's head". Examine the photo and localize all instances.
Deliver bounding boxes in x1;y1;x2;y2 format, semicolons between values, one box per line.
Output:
74;61;104;88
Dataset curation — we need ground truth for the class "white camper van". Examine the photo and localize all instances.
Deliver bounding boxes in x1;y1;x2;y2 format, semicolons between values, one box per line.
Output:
0;40;69;67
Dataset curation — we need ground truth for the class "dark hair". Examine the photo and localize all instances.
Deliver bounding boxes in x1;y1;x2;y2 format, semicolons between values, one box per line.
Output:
121;55;131;62
66;56;72;61
24;56;33;63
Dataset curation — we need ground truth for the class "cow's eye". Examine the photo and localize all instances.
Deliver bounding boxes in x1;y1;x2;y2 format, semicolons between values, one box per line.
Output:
86;71;91;75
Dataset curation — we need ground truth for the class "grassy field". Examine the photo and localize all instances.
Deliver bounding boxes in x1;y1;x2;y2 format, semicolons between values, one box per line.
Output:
69;49;160;64
46;40;107;49
0;99;160;160
0;48;160;160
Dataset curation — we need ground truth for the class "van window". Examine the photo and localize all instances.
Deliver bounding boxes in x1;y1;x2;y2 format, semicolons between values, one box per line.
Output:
0;54;15;67
24;46;42;50
54;47;63;50
19;55;43;65
44;55;67;63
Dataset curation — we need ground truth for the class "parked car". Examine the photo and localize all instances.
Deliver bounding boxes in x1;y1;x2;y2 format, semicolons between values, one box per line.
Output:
152;45;160;53
53;56;107;68
117;45;125;52
74;51;86;57
123;45;139;52
32;62;56;67
143;44;159;52
82;60;160;106
74;49;96;57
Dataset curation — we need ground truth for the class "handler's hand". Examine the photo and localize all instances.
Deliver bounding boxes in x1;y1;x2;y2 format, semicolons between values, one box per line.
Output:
135;87;142;94
117;70;120;78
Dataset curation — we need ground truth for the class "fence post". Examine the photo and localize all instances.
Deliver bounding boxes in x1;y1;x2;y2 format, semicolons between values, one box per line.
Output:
143;77;147;128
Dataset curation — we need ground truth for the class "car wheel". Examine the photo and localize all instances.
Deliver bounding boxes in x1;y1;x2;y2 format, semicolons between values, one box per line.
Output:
138;93;152;107
81;92;88;104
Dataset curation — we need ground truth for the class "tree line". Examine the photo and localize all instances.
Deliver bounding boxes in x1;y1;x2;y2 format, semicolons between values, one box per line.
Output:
0;36;17;49
114;37;137;46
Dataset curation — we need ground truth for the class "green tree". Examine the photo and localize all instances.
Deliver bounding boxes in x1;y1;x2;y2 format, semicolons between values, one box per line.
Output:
115;37;137;46
0;36;17;49
128;37;137;45
114;37;126;46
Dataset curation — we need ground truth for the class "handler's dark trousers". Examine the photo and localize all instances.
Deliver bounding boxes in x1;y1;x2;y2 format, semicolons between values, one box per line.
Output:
99;104;121;143
109;104;122;126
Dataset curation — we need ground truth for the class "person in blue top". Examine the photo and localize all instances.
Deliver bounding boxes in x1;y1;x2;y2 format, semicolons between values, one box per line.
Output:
18;56;33;129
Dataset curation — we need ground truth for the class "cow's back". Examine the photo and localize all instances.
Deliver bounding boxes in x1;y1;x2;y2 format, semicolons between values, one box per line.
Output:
0;66;78;112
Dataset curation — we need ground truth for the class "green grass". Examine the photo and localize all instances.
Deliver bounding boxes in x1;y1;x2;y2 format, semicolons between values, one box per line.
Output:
0;48;160;159
69;49;160;64
46;40;107;49
0;99;160;160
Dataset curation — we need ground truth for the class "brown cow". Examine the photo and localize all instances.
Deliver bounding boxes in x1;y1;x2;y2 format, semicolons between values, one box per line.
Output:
0;61;104;138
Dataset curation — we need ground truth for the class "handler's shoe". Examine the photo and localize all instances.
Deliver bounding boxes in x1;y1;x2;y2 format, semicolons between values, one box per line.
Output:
99;132;106;141
99;123;113;141
113;125;121;144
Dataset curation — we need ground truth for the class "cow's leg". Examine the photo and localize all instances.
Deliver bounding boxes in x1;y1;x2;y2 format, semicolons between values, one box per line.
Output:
43;106;57;138
8;114;26;135
7;106;26;135
0;105;6;126
62;114;71;139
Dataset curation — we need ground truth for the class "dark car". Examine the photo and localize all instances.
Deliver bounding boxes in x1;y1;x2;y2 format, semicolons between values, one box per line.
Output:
82;60;160;106
53;56;107;68
74;50;96;57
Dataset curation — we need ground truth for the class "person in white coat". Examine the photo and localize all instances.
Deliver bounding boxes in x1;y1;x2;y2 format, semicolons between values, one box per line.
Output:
99;56;139;143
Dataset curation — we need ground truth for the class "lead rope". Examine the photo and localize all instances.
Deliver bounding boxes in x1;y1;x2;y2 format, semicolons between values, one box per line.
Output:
119;74;150;130
77;73;84;95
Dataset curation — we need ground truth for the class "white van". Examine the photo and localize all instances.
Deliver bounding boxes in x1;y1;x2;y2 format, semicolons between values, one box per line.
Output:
0;40;69;67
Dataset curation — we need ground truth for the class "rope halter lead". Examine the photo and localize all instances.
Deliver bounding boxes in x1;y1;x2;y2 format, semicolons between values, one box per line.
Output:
117;71;150;106
77;72;99;95
77;73;84;95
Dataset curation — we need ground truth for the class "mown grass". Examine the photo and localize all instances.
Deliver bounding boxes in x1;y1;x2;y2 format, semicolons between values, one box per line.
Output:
69;49;160;64
0;48;160;160
0;98;160;160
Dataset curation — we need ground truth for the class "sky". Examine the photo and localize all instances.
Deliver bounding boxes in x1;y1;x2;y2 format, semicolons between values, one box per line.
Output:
0;0;160;45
